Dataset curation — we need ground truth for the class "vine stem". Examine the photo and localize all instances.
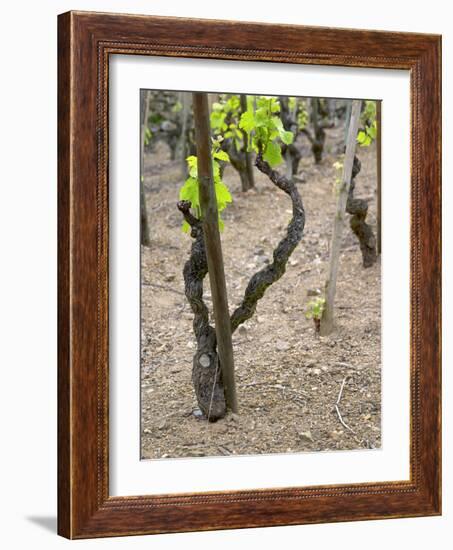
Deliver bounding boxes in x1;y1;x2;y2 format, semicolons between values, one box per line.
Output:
230;151;305;333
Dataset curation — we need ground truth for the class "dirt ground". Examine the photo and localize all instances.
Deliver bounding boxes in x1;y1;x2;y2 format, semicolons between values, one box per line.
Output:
140;128;381;459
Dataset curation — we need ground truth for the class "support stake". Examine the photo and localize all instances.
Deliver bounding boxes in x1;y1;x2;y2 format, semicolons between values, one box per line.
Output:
192;92;238;413
320;99;362;335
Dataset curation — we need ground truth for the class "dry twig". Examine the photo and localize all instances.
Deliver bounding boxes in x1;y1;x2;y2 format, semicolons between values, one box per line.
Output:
334;376;356;435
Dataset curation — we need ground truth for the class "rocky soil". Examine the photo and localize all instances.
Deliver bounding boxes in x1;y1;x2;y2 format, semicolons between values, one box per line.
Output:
141;129;381;459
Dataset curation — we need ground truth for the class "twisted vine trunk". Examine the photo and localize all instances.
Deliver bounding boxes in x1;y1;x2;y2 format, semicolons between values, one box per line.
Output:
178;153;305;420
301;98;334;164
228;146;254;193
140;90;151;247
177;201;226;421
220;96;255;192
230;153;305;332
279;96;302;180
346;156;377;268
239;94;255;191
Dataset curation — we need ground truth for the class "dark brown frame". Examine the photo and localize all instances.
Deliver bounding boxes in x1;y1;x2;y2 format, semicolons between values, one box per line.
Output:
58;10;442;539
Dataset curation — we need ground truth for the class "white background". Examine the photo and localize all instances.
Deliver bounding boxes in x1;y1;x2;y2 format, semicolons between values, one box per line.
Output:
110;57;410;495
0;1;450;548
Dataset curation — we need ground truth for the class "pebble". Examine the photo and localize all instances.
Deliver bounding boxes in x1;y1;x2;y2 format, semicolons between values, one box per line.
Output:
307;288;321;297
309;368;322;375
298;430;314;442
336;361;352;368
276;340;291;352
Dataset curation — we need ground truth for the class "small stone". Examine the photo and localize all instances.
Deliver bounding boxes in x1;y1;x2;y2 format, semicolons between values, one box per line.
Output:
158;419;167;430
276;340;291;352
255;248;265;256
298;430;314;442
336;361;352;368
143;428;151;434
164;273;176;282
238;325;247;336
307;288;321;297
192;408;204;418
310;368;322;375
289;258;299;267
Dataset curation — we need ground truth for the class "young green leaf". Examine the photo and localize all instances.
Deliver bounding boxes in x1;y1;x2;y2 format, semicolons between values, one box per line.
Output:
215;181;232;210
280;129;294;145
263;140;283;167
213;150;230;162
239;110;256;134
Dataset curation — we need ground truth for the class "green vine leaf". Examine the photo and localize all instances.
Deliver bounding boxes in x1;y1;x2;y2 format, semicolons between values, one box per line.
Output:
305;297;326;320
179;142;232;233
263;141;283;167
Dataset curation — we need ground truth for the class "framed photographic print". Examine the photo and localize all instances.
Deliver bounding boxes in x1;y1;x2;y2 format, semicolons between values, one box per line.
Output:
58;11;441;539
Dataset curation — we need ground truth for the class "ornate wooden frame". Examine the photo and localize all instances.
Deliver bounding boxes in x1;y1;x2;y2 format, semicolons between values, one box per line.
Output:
58;10;442;539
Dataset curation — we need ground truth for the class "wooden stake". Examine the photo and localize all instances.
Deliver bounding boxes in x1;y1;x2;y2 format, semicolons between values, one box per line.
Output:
192;92;238;413
320;99;362;336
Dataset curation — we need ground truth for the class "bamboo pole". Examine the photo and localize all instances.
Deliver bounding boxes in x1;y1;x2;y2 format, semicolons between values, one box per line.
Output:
320;99;362;336
192;92;238;412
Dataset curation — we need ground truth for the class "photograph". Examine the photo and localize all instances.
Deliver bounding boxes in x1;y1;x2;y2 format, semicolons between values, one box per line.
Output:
140;90;382;460
51;7;441;541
